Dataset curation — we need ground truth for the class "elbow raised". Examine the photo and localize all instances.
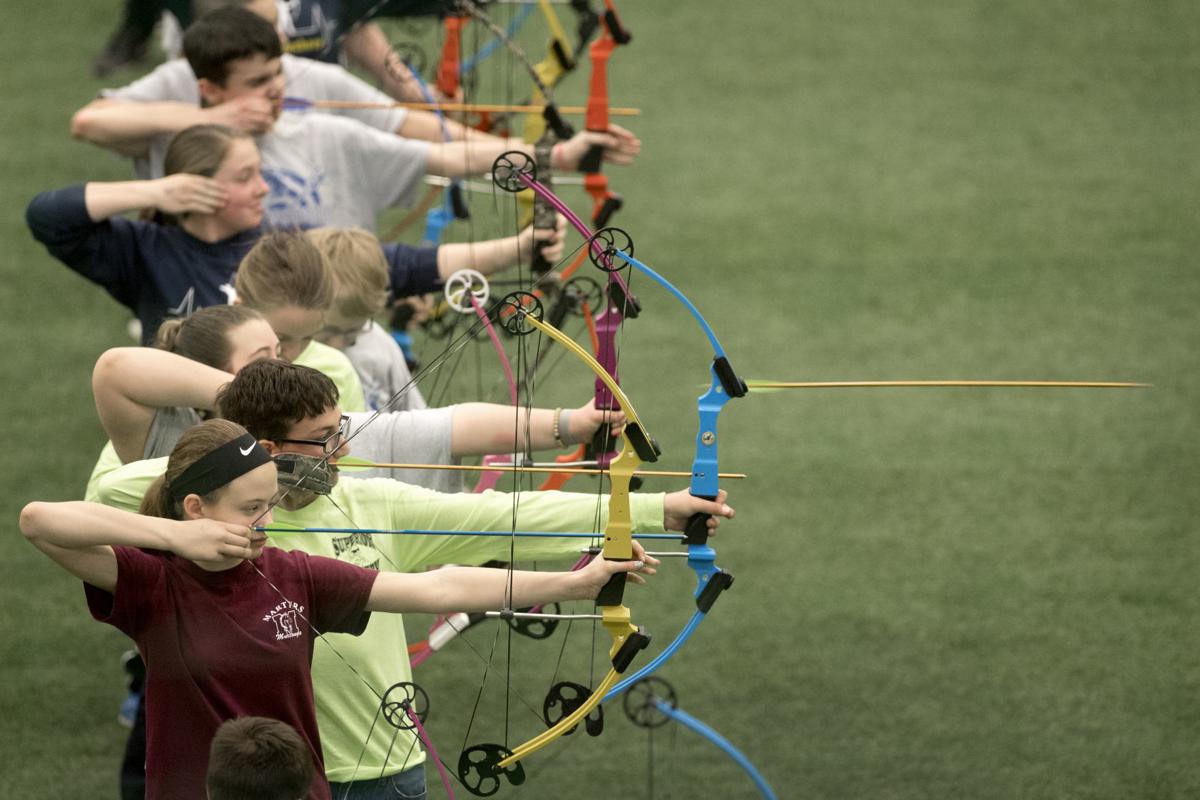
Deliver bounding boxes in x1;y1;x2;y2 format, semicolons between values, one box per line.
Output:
70;101;115;143
92;347;127;393
19;502;46;542
70;108;96;141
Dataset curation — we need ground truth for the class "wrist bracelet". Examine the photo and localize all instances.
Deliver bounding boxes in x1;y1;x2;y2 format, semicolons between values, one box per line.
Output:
552;407;566;448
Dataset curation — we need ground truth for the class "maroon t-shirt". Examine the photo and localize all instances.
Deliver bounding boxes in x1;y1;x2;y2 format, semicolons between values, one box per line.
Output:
85;546;376;800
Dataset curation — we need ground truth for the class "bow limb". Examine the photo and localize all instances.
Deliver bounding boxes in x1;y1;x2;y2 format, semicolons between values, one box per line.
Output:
406;702;457;800
458;296;658;776
568;242;747;698
577;4;632;227
436;10;466;100
623;677;776;800
457;0;574;140
439;269;521;495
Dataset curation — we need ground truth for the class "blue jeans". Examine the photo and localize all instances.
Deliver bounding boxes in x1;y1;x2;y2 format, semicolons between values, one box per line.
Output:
328;766;427;800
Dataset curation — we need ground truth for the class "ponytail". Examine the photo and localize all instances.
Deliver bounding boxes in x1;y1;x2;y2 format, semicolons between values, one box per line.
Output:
138;419;250;519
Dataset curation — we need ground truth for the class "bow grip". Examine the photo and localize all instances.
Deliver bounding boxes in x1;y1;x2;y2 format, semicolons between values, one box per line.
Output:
578;143;605;174
595;562;628;607
448;183;470;220
683;494;717;546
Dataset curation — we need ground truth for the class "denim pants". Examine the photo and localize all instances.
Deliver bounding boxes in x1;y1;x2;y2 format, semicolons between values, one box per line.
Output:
327;765;427;800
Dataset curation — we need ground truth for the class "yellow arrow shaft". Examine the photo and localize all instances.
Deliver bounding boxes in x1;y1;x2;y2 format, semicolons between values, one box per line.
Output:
303;99;640;116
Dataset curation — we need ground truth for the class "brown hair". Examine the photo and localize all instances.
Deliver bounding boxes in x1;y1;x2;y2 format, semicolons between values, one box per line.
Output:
306;227;390;319
155;124;255;225
206;716;315;800
154;305;265;371
216;359;339;443
235;231;334;312
139;419;249;519
163;124;252;179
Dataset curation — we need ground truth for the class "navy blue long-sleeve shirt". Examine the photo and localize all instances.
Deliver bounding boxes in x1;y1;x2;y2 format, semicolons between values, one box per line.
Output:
26;184;259;344
26;184;441;343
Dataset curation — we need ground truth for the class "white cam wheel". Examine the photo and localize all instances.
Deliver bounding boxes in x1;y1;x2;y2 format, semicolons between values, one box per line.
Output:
443;269;491;313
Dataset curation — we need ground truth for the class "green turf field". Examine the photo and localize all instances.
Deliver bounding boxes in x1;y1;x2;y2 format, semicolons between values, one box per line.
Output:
1;1;1198;798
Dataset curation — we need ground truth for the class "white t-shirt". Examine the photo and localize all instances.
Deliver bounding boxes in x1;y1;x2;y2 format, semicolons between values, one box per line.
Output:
145;113;429;230
103;53;409;134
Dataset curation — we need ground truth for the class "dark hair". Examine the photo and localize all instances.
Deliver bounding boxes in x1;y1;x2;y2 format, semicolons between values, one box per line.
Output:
183;6;281;85
235;231;334;312
206;716;315;800
139;419;249;519
154;305;265;371
217;359;339;443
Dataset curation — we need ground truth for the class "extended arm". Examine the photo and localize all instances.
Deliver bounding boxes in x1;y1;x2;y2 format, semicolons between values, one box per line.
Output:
93;348;233;463
436;216;566;279
19;501;259;592
365;542;654;614
424;125;640;178
449;399;623;457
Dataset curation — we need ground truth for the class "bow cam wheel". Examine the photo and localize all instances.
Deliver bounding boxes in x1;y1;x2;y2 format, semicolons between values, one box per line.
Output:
380;681;430;730
587;227;634;273
443;269;491;313
497;292;543;336
543;680;605;736
458;743;526;797
622;676;677;729
491;151;536;193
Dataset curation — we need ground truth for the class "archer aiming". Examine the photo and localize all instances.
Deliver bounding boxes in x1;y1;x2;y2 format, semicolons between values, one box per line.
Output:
20;418;657;800
89;359;731;797
70;6;640;232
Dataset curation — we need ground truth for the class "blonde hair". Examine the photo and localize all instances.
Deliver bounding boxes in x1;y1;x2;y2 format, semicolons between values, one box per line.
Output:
154;305;265;371
235;231;334;312
139;419;249;519
306;227;390;319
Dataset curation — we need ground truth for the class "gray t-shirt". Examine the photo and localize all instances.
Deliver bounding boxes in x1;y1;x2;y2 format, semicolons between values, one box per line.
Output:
144;406;202;458
345;321;427;413
345;407;462;492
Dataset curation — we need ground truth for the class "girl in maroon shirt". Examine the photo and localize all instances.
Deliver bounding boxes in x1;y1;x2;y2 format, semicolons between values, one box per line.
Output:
20;419;653;800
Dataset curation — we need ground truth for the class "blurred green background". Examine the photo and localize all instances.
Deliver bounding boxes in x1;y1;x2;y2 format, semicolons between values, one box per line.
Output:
1;1;1197;797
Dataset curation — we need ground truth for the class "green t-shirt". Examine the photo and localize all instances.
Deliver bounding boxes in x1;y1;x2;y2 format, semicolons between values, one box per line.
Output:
94;459;666;780
295;340;367;413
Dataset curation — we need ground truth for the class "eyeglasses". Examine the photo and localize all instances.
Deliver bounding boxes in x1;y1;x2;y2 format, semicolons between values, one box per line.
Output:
277;415;350;455
315;319;372;346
